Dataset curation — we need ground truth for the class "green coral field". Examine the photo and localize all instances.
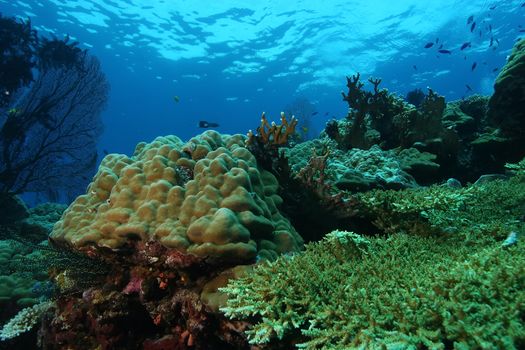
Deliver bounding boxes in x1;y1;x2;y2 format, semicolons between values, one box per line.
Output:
221;173;525;349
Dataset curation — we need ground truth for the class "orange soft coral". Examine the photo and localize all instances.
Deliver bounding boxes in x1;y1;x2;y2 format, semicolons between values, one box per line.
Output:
247;112;298;147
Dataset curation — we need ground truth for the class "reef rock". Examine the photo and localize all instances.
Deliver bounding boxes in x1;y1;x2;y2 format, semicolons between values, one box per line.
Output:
489;38;525;139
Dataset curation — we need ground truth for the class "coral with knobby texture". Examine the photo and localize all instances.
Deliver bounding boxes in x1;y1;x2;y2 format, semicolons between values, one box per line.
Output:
50;130;302;264
286;139;429;192
221;230;525;349
18;202;67;242
0;240;48;309
489;38;525;139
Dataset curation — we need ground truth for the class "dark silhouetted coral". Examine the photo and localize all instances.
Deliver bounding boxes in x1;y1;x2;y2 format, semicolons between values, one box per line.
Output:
405;88;426;108
488;38;525;140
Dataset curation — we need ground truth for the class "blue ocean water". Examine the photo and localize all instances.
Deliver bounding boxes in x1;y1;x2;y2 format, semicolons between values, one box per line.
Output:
1;0;524;155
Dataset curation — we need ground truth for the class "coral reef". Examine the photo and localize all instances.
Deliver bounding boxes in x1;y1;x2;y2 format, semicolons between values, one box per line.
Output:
339;74;449;151
246;112;298;148
286;139;435;192
0;301;54;341
1;94;522;349
51;130;302;264
33;131;303;349
222;227;525;349
488;38;525;140
327;71;525;183
354;173;525;238
0;240;48;308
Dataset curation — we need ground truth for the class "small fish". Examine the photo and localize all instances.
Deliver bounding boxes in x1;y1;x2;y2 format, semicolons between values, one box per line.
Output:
502;231;519;248
489;5;496;10
492;67;499;72
199;121;219;128
103;149;109;155
302;126;308;133
471;22;476;32
438;44;444;49
424;42;434;48
495;38;500;45
467;15;474;25
438;49;452;54
490;37;494;47
311;112;319;116
460;42;471;50
522;2;525;7
412;65;418;70
7;108;18;114
465;84;473;92
471;62;477;71
173;95;180;102
435;38;439;43
520;29;525;32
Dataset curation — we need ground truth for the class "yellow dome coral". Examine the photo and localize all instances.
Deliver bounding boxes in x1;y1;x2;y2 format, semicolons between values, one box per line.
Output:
50;131;302;264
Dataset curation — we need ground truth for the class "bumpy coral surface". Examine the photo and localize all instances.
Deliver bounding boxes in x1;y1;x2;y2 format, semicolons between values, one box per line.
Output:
0;240;48;308
489;38;525;138
50;130;302;264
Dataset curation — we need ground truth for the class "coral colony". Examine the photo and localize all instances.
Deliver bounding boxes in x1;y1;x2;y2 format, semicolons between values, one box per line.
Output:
1;11;525;350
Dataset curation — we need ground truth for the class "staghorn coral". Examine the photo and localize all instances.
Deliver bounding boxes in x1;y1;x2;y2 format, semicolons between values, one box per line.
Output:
354;173;525;239
221;229;525;349
0;300;54;341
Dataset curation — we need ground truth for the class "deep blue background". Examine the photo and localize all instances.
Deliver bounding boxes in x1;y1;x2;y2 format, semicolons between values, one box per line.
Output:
1;0;524;157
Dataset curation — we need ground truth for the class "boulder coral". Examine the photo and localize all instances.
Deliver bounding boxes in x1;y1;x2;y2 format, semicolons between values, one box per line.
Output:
489;38;525;139
50;130;303;265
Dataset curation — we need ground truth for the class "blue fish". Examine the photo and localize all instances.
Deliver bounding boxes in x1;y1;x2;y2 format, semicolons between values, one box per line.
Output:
439;49;452;54
424;42;434;48
460;42;471;50
199;121;219;128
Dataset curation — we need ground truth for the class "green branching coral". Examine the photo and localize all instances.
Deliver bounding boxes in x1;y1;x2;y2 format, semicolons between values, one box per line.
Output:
506;157;525;176
221;230;525;349
355;175;525;240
